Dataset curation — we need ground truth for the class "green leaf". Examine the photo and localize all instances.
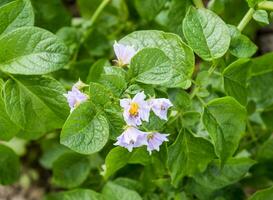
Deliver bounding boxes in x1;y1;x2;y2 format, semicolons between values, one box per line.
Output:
86;59;109;83
104;147;150;179
0;80;20;141
60;101;109;154
3;76;69;133
39;138;71;169
249;187;273;200
45;189;101;200
129;48;173;85
99;74;126;97
89;82;113;106
261;109;273;131
257;137;273;162
104;103;124;140
228;25;257;58
194;157;255;190
30;0;71;32
223;58;250;105
0;0;34;36
167;0;193;36
168;129;216;186
0;144;20;185
134;0;167;21
248;53;273;109
253;10;269;25
120;30;194;88
202;97;247;164
183;7;230;61
52;153;91;188
0;27;69;75
102;182;142;200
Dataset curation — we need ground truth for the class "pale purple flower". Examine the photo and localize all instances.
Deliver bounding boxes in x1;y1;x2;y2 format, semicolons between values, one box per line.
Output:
149;98;173;120
120;92;150;126
146;133;169;154
64;86;88;112
114;126;147;152
113;41;136;66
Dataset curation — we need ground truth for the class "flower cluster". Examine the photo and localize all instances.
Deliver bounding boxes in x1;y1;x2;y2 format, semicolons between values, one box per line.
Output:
115;92;172;154
64;80;89;112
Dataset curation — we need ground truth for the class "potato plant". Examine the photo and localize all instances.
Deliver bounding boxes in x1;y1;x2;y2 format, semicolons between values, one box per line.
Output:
0;0;273;199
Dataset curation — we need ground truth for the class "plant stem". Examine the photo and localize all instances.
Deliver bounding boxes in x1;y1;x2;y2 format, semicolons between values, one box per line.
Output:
237;8;255;32
258;1;273;11
91;0;110;25
192;0;205;8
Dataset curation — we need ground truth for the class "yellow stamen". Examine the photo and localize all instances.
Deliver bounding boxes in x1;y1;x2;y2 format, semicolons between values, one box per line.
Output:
129;102;139;116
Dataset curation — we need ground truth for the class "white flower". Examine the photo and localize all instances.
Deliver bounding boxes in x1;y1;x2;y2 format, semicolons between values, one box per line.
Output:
146;132;169;154
113;41;136;66
120;92;150;126
149;98;173;120
114;126;147;152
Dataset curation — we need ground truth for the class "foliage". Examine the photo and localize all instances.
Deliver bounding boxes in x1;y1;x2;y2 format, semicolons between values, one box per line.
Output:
0;0;273;199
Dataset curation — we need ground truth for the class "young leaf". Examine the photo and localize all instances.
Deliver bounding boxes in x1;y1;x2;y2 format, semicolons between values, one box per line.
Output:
52;153;91;188
99;74;127;97
60;101;109;154
89;82;113;106
228;25;257;58
104;147;150;179
202;97;247;164
0;27;69;75
183;7;230;61
168;129;216;186
102;182;142;200
246;0;264;8
134;0;167;21
3;76;69;134
0;0;34;36
223;58;250;105
86;59;108;83
249;187;273;200
194;157;255;190
0;144;20;185
120;30;194;88
253;10;269;25
129;48;173;85
45;189;101;200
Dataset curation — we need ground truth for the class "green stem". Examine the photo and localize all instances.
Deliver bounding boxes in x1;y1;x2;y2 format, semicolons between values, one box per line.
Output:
89;0;111;27
192;0;205;8
247;120;257;142
237;8;255;32
258;1;273;11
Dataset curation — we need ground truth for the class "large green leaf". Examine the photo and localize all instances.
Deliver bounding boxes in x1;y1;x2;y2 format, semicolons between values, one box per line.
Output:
183;7;230;61
52;153;91;188
120;30;194;88
0;80;20;140
3;76;69;134
248;53;273;109
193;157;255;190
223;58;250;105
202;97;247;164
0;0;34;36
134;0;167;21
45;189;101;200
129;48;173;85
102;182;142;200
104;147;150;179
168;129;216;186
60;101;109;154
249;187;273;200
0;27;69;75
0;144;20;185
